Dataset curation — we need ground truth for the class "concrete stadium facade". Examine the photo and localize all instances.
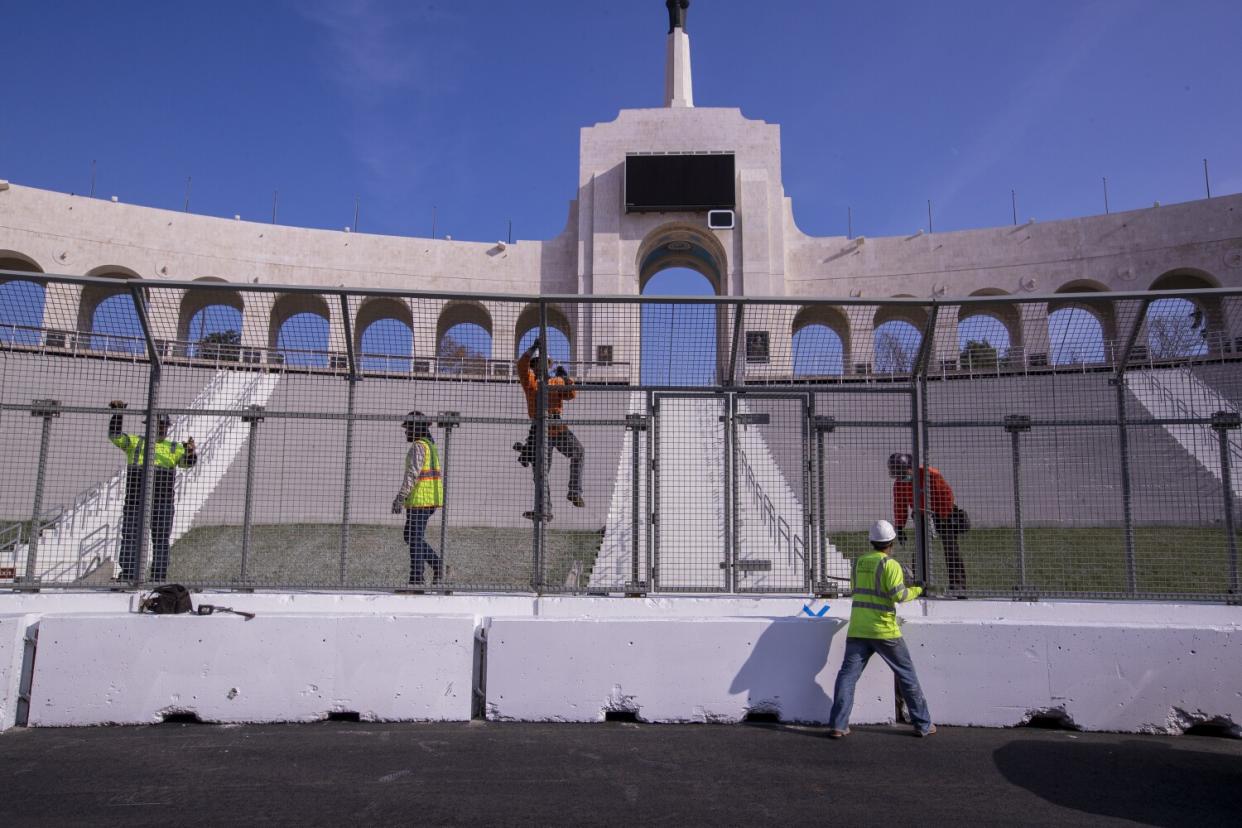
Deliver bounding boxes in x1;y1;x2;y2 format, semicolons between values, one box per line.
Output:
2;21;1241;379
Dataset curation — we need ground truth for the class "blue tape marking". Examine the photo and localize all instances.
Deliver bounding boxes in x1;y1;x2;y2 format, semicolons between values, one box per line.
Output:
801;604;830;617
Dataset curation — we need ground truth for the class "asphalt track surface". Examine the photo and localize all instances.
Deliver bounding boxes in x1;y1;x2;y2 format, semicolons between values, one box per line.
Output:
2;721;1240;827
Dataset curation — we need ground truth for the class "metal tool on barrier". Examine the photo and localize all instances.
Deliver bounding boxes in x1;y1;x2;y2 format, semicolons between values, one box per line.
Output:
195;604;256;620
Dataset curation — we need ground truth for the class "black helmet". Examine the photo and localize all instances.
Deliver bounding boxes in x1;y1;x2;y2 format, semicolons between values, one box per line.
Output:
887;452;912;473
403;410;431;441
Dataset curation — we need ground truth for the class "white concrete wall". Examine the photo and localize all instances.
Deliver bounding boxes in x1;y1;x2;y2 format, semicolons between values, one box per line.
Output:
485;616;893;725
0;615;34;730
1;594;1238;733
28;613;476;726
905;620;1242;734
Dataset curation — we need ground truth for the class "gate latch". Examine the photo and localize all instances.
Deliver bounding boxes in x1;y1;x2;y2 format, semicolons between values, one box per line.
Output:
723;413;769;426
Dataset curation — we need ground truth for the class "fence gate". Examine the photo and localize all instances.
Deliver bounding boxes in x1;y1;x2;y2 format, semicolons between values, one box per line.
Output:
652;393;729;591
732;393;813;593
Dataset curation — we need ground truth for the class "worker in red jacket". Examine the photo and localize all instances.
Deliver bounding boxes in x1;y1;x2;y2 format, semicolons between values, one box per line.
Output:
888;453;967;591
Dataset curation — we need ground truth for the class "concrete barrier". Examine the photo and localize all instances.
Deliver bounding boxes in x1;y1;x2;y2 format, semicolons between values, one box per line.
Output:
906;620;1242;734
28;614;477;726
486;609;1242;733
486;617;896;725
0;615;35;731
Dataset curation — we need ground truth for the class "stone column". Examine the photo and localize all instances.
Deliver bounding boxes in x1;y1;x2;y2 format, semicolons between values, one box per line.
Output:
1019;302;1050;367
664;29;694;108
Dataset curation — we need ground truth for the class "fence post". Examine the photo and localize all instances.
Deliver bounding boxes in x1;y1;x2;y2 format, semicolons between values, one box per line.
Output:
338;295;358;586
1004;415;1033;593
1211;411;1240;598
22;399;61;585
437;411;461;581
532;302;549;591
130;284;162;587
1113;298;1149;595
813;414;836;595
625;412;648;594
239;405;264;582
727;393;739;592
911;304;938;589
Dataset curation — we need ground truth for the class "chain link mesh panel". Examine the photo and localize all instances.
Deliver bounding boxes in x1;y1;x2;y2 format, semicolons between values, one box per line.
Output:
1;275;1240;600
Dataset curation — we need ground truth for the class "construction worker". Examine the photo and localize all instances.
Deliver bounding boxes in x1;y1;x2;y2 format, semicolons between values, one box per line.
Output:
827;519;936;739
514;336;584;520
392;411;444;586
107;400;197;581
888;452;967;591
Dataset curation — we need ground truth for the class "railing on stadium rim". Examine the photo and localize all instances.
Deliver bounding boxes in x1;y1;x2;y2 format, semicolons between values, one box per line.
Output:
1;271;1240;603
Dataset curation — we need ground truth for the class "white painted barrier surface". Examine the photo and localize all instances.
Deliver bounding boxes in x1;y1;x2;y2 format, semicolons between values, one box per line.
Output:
906;621;1242;734
29;614;476;726
486;617;895;725
3;594;1240;733
0;615;34;731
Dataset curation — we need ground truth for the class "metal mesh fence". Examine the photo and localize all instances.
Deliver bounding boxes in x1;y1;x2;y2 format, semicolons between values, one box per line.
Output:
1;273;1240;602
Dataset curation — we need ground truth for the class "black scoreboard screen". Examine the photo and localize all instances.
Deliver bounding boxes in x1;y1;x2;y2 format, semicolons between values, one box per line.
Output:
624;153;735;213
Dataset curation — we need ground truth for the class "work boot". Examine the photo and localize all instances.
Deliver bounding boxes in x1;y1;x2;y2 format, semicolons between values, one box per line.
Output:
916;725;938;738
827;728;849;739
568;493;584;508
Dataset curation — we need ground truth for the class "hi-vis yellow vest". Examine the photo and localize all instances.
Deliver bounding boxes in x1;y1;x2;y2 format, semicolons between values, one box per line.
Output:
405;439;444;508
847;552;923;639
111;434;189;469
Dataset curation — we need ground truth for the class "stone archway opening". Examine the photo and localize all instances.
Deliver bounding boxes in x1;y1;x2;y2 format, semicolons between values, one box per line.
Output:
637;226;727;386
0;253;46;345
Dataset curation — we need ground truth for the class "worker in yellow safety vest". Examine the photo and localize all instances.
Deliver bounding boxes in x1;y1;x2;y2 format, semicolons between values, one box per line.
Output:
108;400;197;582
827;519;936;739
392;410;444;586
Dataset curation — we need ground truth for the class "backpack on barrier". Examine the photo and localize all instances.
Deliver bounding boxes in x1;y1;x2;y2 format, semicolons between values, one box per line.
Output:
140;584;193;615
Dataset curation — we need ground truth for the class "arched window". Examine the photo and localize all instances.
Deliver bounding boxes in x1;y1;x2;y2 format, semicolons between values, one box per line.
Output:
275;313;329;367
186;304;243;360
1144;297;1207;359
361;318;414;373
0;280;46;346
435;301;492;376
958;314;1011;371
1048;307;1105;366
356;298;414;373
90;293;144;354
873;320;921;375
641;267;716;386
514;304;573;367
792;324;844;376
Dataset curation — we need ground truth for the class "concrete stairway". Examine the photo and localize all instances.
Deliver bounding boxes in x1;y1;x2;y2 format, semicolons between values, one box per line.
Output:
1126;367;1242;499
14;371;281;582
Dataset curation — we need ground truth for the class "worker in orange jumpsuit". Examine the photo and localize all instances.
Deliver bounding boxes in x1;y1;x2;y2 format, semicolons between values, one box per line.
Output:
888;452;967;591
514;336;583;520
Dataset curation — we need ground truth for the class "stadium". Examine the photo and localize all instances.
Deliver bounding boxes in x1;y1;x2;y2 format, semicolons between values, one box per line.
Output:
0;2;1239;744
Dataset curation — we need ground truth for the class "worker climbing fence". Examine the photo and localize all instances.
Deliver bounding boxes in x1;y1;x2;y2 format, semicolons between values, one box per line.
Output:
1;272;1241;601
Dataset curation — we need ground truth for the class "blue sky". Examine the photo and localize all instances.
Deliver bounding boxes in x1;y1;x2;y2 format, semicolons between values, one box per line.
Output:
4;0;1240;244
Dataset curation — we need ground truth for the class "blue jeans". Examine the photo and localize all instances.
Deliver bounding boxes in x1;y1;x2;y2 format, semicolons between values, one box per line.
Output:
404;507;442;584
828;637;933;733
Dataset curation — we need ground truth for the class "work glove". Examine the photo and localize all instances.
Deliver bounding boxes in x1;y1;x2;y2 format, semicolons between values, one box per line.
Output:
391;497;403;515
895;528;907;546
554;365;568;379
109;400;127;409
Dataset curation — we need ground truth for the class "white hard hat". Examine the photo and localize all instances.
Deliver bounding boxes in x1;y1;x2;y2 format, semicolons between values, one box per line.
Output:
868;519;897;544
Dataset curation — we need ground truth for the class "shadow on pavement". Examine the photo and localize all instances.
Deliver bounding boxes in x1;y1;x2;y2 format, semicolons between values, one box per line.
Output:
994;736;1242;827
